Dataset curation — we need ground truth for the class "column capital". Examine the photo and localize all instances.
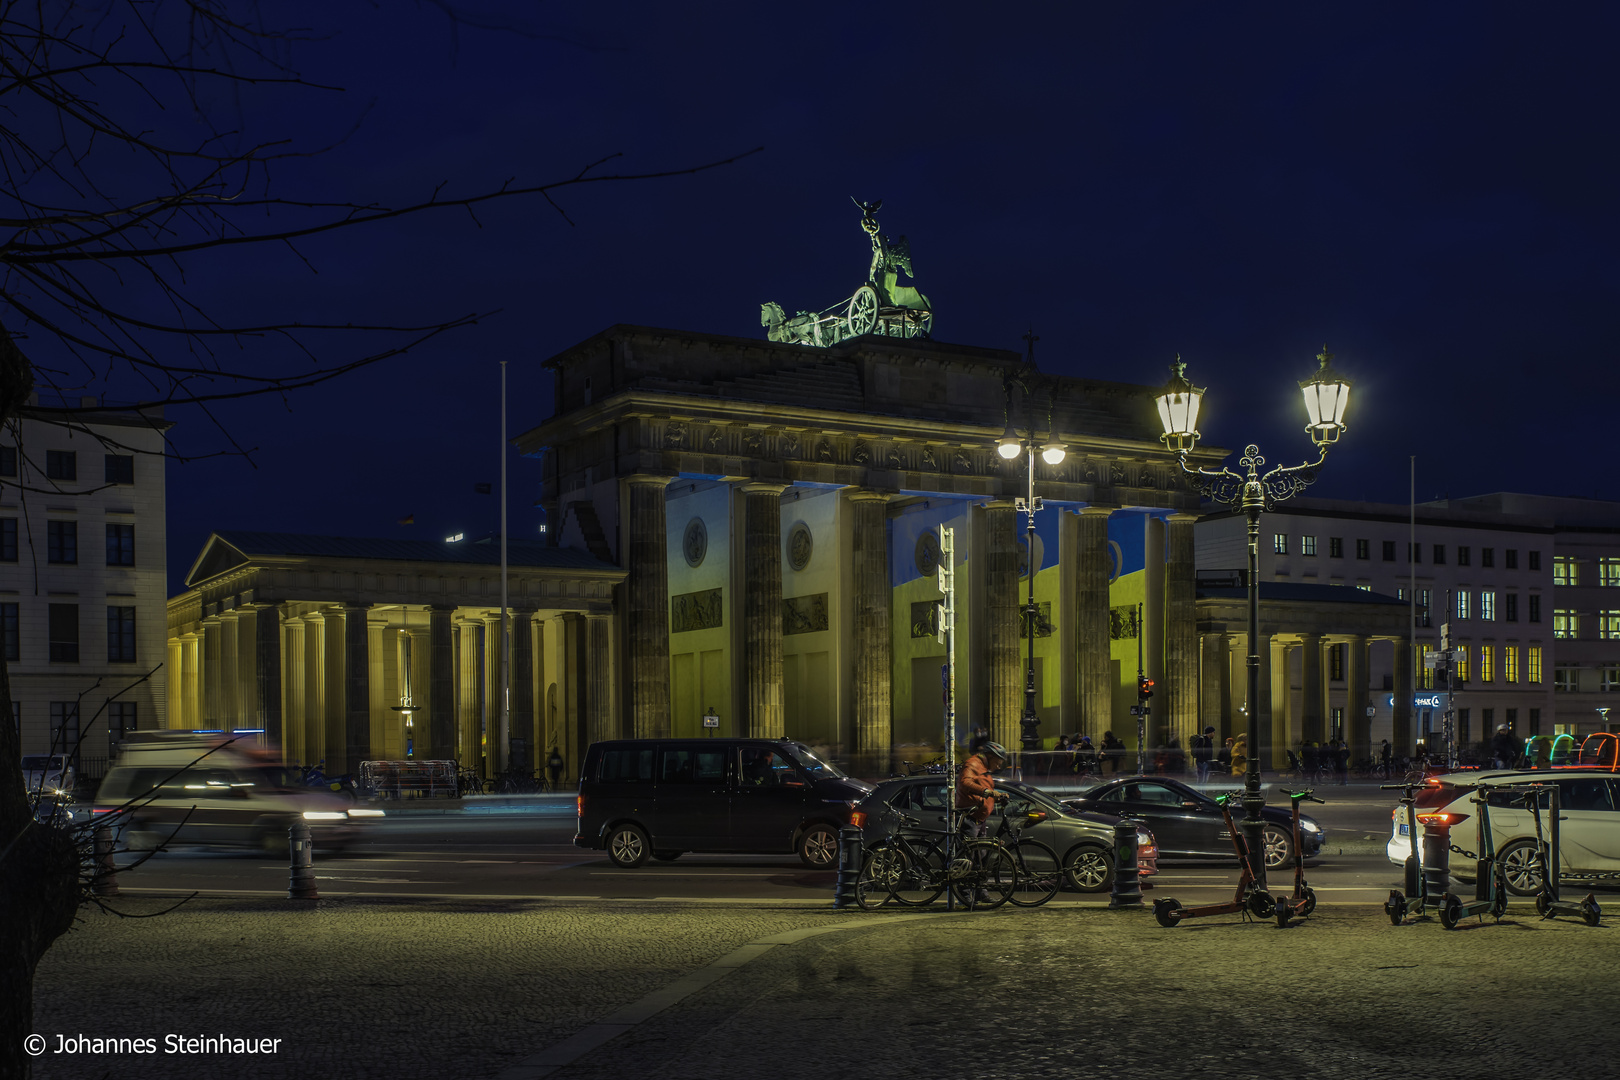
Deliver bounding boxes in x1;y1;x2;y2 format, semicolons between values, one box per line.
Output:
625;473;676;488
1167;511;1201;524
739;481;790;497
1079;505;1117;518
844;488;892;505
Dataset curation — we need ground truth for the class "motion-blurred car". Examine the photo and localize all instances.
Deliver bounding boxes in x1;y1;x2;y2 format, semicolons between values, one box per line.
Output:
1385;769;1620;895
1061;776;1322;869
21;754;75;798
854;775;1158;892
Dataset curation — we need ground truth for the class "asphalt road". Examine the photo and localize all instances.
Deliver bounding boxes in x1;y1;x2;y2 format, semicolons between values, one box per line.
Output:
111;782;1419;905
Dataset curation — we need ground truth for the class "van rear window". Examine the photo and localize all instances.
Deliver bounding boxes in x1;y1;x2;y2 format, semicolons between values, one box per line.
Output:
599;749;654;783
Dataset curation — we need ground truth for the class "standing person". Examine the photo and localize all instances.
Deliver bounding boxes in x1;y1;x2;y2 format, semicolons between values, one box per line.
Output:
1379;739;1393;778
1218;736;1234;776
955;740;1009;839
1491;725;1517;770
1193;727;1215;784
1231;734;1249;777
1101;731;1123;775
546;747;565;790
1333;739;1350;785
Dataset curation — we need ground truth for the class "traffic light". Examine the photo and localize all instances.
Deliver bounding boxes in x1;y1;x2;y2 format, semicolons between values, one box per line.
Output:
1137;675;1155;701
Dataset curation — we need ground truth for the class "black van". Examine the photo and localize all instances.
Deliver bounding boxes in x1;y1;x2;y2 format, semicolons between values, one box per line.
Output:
575;738;874;868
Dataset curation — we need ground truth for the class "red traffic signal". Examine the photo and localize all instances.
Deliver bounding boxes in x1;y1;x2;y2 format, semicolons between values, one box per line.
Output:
1137;676;1155;699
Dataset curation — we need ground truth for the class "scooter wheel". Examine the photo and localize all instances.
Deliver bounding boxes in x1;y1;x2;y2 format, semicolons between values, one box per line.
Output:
1535;892;1552;918
1582;899;1602;927
1439;893;1463;930
1385;891;1405;927
1247;889;1275;919
1153;898;1184;928
1299;887;1318;918
1275;898;1292;928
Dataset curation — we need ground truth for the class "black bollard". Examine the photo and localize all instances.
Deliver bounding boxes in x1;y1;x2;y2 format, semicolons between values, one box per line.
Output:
1421;821;1450;903
1108;817;1143;908
288;821;318;900
833;824;864;909
93;824;118;897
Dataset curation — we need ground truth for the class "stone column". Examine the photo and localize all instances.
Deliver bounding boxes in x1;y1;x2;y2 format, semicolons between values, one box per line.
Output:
1165;514;1198;748
218;612;239;727
457;619;482;769
561;613;585;771
1299;633;1324;746
1269;638;1292;771
283;619;306;765
985;500;1021;750
405;626;430;757
429;606;456;760
343;603;370;776
588;614;614;745
1077;507;1113;737
1346;634;1370;763
368;620;389;758
322;609;346;772
1200;633;1228;743
626;474;674;738
201;617;221;725
1393;636;1413;756
512;608;536;771
167;637;185;728
848;490;892;767
252;605;282;744
482;614;504;773
742;482;788;739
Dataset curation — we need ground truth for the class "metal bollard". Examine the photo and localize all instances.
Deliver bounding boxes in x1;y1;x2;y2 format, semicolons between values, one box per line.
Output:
1108;817;1143;908
1421;822;1451;902
832;824;863;909
287;821;319;900
93;824;119;897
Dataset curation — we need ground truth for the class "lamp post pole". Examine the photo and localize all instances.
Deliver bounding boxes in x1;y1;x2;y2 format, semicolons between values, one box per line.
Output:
1021;442;1040;754
1154;349;1352;893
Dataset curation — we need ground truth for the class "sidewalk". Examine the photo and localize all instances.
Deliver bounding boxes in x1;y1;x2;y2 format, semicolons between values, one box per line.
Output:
28;891;1620;1080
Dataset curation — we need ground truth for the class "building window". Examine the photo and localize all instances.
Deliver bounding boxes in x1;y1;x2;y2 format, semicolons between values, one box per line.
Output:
1482;548;1495;568
107;606;137;662
1302;535;1317;556
1329;537;1343;558
1480;591;1496;621
1530;551;1541;572
105;523;135;566
1459;708;1472;746
1418;589;1432;628
1455;647;1470;684
48;603;79;662
1530;707;1541;735
1554;557;1577;585
1356;584;1372;592
1603;611;1620;639
1456;592;1471;620
104;454;135;484
1382;540;1396;562
1554;609;1577;638
49;702;80;759
1356;539;1369;560
1528;646;1543;684
1273;534;1288;555
1603;558;1620;588
1505;646;1519;684
46;520;77;564
1506;549;1518;570
108;701;137;745
1505;593;1518;622
1416;645;1434;690
1529;595;1542;623
1457;546;1471;567
0;602;16;661
0;445;15;476
1330;706;1344;740
45;450;76;481
1433;544;1446;565
1480;646;1494;684
1603;669;1620;692
0;518;15;562
1554;667;1577;692
1481;708;1494;736
1408;542;1422;564
1329;644;1345;681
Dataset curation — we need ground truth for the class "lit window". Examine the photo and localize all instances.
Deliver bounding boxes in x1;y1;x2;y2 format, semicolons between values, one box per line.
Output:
1302;535;1317;556
1329;644;1345;681
1454;646;1470;684
1554;667;1577;692
1480;591;1496;621
1456;592;1471;620
1603;669;1620;693
1329;537;1343;558
1355;583;1371;592
1273;534;1288;555
1505;646;1518;684
1528;646;1542;684
1554;609;1577;639
1554;557;1577;586
1602;558;1620;587
1601;611;1620;640
1415;645;1434;690
1480;646;1494;684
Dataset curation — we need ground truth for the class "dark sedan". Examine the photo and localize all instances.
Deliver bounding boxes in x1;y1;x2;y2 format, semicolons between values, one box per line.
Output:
855;775;1158;892
1061;777;1322;869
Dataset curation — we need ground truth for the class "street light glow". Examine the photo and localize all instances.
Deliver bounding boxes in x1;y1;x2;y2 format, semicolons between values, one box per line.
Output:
1300;346;1352;445
1040;438;1066;465
997;426;1023;459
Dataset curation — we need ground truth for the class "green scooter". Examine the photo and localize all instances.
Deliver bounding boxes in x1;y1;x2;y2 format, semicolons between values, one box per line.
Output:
1382;781;1430;925
1438;783;1508;930
1521;783;1602;927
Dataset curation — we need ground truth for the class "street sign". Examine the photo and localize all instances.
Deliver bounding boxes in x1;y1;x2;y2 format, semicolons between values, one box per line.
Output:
702;711;719;729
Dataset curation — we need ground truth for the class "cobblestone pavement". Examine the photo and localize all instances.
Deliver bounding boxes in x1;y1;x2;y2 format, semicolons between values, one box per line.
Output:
28;894;1620;1080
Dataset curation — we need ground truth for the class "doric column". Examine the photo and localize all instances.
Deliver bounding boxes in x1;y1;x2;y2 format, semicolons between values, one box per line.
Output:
588;613;614;745
1299;632;1324;746
848;489;892;766
985;500;1021;750
626;474;674;738
512;608;536;771
562;613;585;771
323;609;346;772
167;637;185;728
283;618;306;765
457;619;482;769
218;612;240;727
482;614;504;773
1165;513;1199;748
252;605;282;744
1200;633;1229;743
1393;636;1413;756
1269;638;1291;771
302;611;327;767
343;603;371;776
1077;507;1113;737
1346;634;1370;763
742;482;788;738
368;620;388;758
429;606;455;760
201;617;221;725
406;625;430;758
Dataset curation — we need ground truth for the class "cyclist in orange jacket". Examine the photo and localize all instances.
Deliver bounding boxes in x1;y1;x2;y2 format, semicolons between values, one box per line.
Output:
956;740;1009;837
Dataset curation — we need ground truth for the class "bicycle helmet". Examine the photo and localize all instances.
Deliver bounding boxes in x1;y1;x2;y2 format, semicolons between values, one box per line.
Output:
981;741;1008;762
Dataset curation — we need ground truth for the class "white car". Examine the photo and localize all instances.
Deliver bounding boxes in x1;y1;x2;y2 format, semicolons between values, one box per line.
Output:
1386;769;1620;894
21;754;75;797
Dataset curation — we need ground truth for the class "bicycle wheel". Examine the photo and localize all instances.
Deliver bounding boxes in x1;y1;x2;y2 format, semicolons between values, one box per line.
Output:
951;841;1018;910
856;847;902;910
887;839;945;906
1007;838;1061;908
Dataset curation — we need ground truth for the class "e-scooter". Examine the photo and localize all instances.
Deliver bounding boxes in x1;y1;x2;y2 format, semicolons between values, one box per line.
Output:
1522;783;1602;927
1273;788;1325;927
1438;783;1508;930
1382;780;1430;925
1153;793;1274;927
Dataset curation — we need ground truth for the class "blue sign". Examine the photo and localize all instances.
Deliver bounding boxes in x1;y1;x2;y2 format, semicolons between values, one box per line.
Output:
1387;694;1444;709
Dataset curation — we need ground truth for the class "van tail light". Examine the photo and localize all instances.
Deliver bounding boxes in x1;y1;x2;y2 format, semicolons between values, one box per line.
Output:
849;810;867;828
576;795;586;817
1417;812;1469;828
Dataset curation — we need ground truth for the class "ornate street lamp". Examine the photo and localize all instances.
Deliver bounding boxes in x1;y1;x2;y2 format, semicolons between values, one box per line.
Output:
1154;347;1351;892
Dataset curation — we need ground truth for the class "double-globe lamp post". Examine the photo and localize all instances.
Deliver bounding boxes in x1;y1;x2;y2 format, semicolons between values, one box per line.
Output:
997;377;1065;757
1154;348;1351;891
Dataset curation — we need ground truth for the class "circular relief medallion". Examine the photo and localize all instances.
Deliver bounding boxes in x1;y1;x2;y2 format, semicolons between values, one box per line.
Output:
787;521;813;572
914;530;940;578
682;517;708;568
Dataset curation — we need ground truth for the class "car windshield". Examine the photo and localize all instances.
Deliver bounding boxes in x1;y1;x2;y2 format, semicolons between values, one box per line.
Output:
21;756;64;771
1001;782;1068;815
785;743;847;779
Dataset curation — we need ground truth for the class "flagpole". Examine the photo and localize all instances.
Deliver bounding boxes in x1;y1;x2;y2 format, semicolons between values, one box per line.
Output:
500;361;511;776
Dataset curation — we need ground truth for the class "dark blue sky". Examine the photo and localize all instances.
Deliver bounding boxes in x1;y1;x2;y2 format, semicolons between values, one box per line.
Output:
128;2;1619;590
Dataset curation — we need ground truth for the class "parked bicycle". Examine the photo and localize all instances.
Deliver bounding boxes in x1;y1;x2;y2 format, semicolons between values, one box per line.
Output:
990;804;1061;907
856;807;1019;910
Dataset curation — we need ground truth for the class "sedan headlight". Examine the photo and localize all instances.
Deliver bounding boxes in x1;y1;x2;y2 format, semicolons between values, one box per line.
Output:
1301;820;1322;834
302;811;346;821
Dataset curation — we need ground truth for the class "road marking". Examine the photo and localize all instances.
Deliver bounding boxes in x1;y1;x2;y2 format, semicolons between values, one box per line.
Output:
589;871;789;877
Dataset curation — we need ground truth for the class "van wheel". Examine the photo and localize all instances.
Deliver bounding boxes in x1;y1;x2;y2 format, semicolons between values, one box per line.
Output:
798;824;838;868
606;824;650;868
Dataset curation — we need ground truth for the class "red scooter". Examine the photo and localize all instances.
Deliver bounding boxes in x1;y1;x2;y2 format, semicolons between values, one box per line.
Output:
1153;792;1274;926
1273;788;1324;927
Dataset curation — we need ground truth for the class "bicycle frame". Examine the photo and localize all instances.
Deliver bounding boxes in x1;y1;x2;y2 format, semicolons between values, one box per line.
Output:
1274;788;1324;927
1153;793;1273;926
